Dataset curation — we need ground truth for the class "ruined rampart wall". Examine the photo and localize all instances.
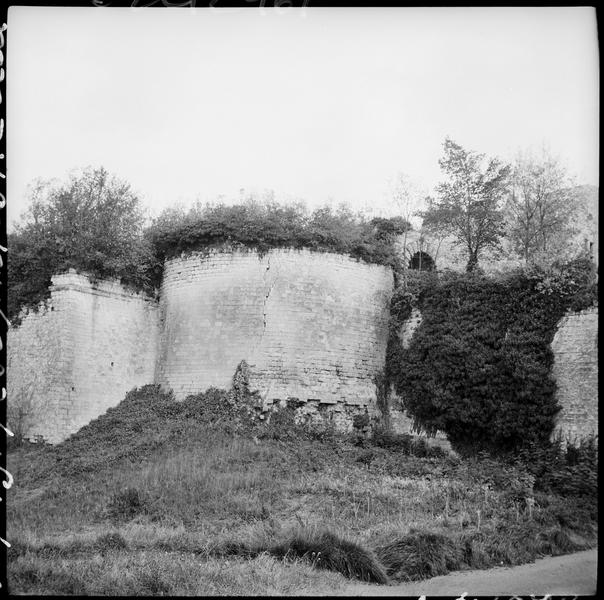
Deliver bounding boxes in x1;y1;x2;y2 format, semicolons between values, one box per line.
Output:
9;257;595;445
8;271;160;442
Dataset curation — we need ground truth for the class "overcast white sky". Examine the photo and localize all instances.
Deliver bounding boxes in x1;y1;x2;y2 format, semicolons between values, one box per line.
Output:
6;6;599;227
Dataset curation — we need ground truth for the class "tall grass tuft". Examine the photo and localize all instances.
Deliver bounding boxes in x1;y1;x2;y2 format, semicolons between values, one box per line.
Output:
106;487;147;522
271;529;389;584
376;530;464;581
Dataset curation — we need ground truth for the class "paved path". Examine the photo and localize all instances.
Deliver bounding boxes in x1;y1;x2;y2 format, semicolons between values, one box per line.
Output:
341;549;598;596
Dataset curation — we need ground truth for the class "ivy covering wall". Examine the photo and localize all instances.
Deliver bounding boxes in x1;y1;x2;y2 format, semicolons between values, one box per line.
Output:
387;258;597;455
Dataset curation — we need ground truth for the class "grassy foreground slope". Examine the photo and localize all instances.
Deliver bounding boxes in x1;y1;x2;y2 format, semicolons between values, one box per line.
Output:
7;386;598;595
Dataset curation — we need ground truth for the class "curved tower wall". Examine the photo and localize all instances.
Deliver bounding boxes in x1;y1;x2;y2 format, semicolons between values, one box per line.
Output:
156;248;394;415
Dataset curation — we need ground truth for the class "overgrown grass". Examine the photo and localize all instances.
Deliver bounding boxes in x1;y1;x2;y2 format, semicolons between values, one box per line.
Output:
7;385;598;595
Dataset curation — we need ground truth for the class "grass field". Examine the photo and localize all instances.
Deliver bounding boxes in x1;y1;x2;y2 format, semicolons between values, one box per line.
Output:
6;385;598;595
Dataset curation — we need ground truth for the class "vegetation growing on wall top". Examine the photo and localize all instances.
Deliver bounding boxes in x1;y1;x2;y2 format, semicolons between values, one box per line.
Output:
8;174;410;320
8;168;156;321
146;200;409;268
387;257;597;456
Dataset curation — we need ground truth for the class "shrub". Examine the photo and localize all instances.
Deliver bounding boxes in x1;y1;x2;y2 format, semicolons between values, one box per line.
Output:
514;434;598;501
255;400;343;445
209;528;390;584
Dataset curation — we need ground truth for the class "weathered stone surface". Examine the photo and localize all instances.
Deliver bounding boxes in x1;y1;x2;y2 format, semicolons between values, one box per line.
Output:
8;272;160;443
551;307;598;442
156;248;394;410
398;307;422;350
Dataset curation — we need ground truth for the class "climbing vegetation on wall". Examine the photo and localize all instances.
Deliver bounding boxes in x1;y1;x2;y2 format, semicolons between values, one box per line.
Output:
387;257;598;456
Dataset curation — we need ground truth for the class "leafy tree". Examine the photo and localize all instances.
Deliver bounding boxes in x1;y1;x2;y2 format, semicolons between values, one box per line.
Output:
506;150;587;264
422;138;510;272
8;167;154;319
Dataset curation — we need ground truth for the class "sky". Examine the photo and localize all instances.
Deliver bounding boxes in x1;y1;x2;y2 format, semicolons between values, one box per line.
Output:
6;6;599;228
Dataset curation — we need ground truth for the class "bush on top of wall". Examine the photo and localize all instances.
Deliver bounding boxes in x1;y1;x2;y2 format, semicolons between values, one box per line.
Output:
146;201;408;270
8;168;157;322
388;257;597;457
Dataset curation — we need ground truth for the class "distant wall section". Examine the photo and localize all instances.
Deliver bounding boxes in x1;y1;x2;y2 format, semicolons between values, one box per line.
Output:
8;271;160;443
156;248;394;427
551;307;598;441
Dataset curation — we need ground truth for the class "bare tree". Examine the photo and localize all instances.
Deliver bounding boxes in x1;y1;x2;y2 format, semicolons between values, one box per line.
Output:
506;149;583;264
418;201;450;267
389;172;426;280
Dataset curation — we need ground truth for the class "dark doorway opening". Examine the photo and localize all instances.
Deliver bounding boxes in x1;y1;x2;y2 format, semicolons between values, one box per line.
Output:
409;251;435;271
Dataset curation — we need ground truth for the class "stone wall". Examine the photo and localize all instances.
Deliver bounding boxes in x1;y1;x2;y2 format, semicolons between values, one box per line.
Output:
8;271;160;443
9;252;595;445
7;294;75;443
156;248;394;428
551;307;598;442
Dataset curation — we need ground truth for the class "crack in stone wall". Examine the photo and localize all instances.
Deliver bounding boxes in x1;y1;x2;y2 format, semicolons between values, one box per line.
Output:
261;255;279;334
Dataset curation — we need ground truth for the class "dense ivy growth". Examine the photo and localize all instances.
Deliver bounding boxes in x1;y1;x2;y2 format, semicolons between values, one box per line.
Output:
387;258;597;456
